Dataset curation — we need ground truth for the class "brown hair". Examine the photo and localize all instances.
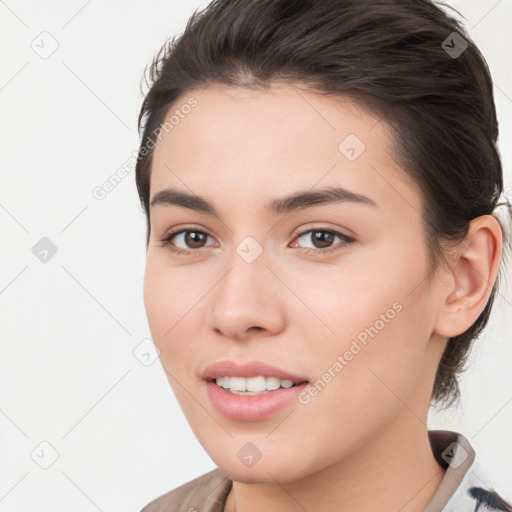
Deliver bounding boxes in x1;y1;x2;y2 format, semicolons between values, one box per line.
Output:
135;0;510;408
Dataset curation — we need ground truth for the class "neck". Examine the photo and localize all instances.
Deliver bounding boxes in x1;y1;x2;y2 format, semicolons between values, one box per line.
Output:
225;412;445;512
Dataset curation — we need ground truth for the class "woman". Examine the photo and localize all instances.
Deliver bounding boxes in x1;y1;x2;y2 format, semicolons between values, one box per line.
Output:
135;0;512;510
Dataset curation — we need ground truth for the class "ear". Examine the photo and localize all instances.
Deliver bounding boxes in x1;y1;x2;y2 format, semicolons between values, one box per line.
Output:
434;215;503;338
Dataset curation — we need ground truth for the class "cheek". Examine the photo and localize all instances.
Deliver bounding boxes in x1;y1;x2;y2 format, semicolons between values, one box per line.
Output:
267;278;433;477
296;248;433;414
143;253;218;397
143;261;169;346
143;256;193;360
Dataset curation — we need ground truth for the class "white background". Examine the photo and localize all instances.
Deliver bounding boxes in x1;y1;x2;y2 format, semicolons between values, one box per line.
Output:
0;1;511;510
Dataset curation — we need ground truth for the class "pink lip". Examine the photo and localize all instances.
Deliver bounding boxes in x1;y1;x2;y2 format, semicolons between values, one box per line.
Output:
201;360;308;382
202;360;309;422
206;381;309;422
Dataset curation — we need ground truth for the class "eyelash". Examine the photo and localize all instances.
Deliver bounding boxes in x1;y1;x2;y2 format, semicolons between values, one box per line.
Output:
158;226;355;257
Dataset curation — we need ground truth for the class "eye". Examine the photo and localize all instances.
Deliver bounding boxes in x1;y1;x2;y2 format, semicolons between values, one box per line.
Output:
292;227;355;255
158;226;355;256
159;227;217;254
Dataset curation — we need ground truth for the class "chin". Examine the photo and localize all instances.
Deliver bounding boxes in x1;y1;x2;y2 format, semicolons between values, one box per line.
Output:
215;455;310;485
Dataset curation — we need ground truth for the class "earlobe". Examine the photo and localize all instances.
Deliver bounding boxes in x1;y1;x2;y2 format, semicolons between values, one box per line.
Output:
434;215;503;338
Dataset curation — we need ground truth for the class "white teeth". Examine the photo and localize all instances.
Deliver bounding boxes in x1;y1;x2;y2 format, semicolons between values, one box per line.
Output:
247;375;266;392
266;376;281;390
229;376;246;391
214;375;300;393
280;379;294;388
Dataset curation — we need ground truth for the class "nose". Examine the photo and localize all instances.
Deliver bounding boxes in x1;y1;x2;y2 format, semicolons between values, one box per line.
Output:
208;247;286;342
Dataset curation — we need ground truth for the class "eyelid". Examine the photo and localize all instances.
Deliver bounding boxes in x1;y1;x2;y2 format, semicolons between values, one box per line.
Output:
293;221;356;239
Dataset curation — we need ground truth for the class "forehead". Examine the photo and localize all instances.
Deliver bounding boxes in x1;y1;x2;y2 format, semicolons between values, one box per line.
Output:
153;83;386;163
150;84;420;217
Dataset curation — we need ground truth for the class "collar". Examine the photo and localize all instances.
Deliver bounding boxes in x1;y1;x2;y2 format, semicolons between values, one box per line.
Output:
425;429;511;511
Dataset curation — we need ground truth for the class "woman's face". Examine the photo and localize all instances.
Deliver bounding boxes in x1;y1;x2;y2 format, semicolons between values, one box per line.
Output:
144;84;447;483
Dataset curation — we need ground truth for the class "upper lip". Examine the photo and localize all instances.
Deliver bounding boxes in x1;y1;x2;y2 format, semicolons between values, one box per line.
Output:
202;360;309;383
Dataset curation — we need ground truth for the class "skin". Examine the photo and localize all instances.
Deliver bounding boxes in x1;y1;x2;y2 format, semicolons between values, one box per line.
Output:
143;83;502;512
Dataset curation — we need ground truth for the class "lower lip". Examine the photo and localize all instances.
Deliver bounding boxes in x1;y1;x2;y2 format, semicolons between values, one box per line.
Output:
206;381;309;422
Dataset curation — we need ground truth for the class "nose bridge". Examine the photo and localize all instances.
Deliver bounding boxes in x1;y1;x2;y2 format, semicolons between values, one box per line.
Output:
209;234;284;337
218;235;271;308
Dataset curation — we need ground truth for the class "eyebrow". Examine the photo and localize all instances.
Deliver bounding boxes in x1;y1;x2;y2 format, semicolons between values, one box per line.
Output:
149;185;378;217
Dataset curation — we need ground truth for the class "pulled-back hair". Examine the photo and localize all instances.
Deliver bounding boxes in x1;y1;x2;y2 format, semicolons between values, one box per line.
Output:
135;0;510;408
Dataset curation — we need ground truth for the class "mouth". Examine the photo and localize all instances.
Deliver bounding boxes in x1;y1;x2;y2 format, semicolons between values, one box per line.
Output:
205;377;310;421
208;375;309;395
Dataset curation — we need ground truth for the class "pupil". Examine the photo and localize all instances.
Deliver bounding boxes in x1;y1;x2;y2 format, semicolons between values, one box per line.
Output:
313;231;333;248
186;231;205;248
